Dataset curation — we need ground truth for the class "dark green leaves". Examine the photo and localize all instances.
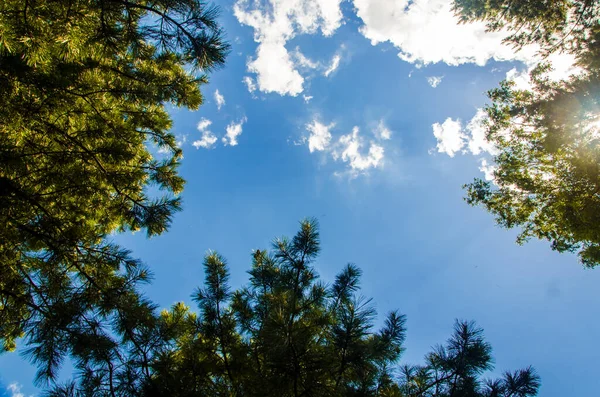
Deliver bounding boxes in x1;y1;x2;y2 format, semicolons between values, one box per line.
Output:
144;219;408;396
19;220;539;396
399;321;538;397
138;222;536;397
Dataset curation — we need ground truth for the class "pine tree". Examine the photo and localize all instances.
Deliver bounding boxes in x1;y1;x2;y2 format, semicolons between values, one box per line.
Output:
0;0;229;370
144;219;407;396
46;220;539;397
398;321;540;397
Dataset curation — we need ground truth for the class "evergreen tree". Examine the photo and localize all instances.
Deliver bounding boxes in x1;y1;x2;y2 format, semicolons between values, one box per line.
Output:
145;219;406;396
398;321;540;397
0;0;229;371
46;220;540;397
452;0;600;267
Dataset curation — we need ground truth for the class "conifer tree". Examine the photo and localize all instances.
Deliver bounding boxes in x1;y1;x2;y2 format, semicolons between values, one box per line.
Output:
47;220;540;397
144;219;407;396
398;321;540;397
0;0;229;363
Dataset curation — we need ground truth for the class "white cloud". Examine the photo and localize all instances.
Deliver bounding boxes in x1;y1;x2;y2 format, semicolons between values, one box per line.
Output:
431;114;499;182
502;50;581;91
196;118;212;132
466;109;498;156
352;0;540;67
242;76;257;93
374;120;392;140
7;383;27;397
351;0;585;89
431;109;498;158
324;54;341;77
293;47;320;69
303;118;390;176
427;75;443;88
306;120;334;152
214;89;225;110
193;131;218;149
303;95;313;103
193;118;217;149
223;117;248;146
479;158;497;181
432;118;466;157
234;0;343;96
333;127;385;173
248;42;304;95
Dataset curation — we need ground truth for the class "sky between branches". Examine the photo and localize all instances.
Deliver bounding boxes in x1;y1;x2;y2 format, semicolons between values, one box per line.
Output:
1;1;599;396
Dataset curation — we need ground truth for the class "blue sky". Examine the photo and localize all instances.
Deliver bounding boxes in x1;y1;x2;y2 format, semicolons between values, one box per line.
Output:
2;0;600;395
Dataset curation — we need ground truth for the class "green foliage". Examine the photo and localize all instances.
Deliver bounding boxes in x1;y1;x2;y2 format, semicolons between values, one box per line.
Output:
399;321;539;397
452;1;600;267
44;220;540;397
145;218;407;396
0;0;229;359
465;68;600;267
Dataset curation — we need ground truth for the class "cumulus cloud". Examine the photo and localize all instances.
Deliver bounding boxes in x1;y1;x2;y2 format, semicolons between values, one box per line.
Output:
193;132;218;149
324;54;341;77
306;120;334;152
502;51;580;92
193;118;218;149
196;118;212;132
303;118;391;176
303;95;313;103
351;0;584;87
430;111;503;182
466;109;498;156
432;118;466;157
223;117;248;146
234;0;343;96
333;127;385;172
249;42;304;95
214;89;225;110
431;109;499;158
352;0;539;67
427;75;443;88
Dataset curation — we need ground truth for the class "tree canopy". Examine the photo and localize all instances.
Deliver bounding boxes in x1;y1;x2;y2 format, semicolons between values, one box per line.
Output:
0;0;229;354
452;0;600;267
43;220;540;397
